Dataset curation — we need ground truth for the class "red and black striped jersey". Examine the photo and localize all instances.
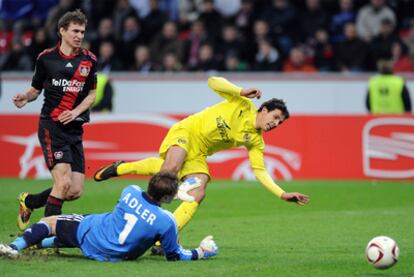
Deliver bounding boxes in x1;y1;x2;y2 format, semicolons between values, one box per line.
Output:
32;43;98;123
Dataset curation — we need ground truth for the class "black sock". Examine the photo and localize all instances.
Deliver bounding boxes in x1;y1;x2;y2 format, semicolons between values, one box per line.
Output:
25;188;52;209
44;195;64;216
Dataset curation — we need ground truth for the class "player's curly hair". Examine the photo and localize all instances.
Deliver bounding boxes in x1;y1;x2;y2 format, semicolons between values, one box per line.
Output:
258;98;290;120
147;172;179;202
58;9;87;31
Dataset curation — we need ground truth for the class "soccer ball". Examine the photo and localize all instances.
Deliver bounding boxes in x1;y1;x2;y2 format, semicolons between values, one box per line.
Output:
365;236;399;269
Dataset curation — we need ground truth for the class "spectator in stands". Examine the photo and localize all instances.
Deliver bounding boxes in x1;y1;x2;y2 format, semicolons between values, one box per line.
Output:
89;17;116;57
403;19;414;61
82;0;116;31
223;53;248;72
189;43;219;71
300;0;329;43
214;0;241;19
245;19;276;64
0;39;33;71
0;0;59;35
45;0;79;42
92;72;114;112
131;45;154;73
198;0;223;41
215;24;247;66
157;0;180;22
183;20;210;69
234;0;258;42
113;0;137;41
391;42;414;73
253;38;281;71
356;0;396;42
330;0;356;43
28;28;53;65
119;15;145;66
142;0;169;43
130;0;179;22
129;0;151;19
97;41;124;73
1;0;412;74
334;22;368;72
259;0;298;56
394;0;414;30
150;21;183;68
160;52;183;72
369;18;407;71
0;0;33;33
283;46;317;73
32;0;61;26
178;0;203;28
311;29;334;71
366;59;411;114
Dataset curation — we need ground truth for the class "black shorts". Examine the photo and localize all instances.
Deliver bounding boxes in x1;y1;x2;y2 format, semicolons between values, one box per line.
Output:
38;120;85;173
55;214;85;248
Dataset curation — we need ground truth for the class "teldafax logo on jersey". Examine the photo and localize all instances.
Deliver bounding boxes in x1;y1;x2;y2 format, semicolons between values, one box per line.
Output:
52;79;85;92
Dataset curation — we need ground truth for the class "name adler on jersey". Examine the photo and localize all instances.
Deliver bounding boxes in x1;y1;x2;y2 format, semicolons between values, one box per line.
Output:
121;192;157;225
52;78;85;92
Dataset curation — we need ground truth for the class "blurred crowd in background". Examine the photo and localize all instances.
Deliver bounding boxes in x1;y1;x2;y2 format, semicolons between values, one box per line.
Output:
1;0;414;73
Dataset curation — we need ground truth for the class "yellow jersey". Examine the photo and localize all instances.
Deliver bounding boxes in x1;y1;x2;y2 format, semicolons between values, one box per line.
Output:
177;76;285;198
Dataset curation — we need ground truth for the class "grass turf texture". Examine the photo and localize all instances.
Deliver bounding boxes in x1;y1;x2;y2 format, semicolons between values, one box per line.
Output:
0;179;413;277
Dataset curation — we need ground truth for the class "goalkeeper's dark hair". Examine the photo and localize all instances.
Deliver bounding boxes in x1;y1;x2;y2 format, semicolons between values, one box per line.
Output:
258;98;290;120
58;9;87;32
147;172;179;202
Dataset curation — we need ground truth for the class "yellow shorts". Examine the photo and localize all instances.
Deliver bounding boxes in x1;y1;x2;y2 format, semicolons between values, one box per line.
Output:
159;123;210;180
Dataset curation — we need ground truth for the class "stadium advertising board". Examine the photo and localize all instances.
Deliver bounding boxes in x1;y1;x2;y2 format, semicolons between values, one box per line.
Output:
1;114;413;180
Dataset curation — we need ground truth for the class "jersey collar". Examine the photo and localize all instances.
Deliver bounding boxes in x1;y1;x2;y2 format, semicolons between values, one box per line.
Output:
57;41;81;59
142;192;160;206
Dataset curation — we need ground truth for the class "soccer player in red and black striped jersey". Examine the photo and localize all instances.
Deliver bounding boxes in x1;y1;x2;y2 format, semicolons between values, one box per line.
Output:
12;10;97;230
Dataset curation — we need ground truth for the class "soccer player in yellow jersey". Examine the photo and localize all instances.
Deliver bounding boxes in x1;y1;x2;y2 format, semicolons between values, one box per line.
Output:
95;76;310;233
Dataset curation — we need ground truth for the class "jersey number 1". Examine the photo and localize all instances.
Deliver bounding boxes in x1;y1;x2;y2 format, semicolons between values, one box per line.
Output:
119;213;138;244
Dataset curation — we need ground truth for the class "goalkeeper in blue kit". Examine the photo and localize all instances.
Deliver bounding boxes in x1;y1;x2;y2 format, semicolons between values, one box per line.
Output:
0;172;218;261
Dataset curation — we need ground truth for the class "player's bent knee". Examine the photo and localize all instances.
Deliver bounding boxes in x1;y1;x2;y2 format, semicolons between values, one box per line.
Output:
65;190;82;201
60;177;72;191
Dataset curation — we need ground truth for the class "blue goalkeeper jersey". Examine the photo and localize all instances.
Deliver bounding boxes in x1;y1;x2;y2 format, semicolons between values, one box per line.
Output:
76;185;198;261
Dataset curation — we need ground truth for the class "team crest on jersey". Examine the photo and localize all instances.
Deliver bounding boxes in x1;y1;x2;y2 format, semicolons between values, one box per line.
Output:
54;151;63;160
177;138;187;145
243;133;251;143
79;65;90;77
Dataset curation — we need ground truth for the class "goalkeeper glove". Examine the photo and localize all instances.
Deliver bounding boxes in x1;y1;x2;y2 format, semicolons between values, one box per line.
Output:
196;235;218;259
174;176;201;202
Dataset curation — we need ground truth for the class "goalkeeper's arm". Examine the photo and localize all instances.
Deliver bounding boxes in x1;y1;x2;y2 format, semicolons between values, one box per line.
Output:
161;225;218;261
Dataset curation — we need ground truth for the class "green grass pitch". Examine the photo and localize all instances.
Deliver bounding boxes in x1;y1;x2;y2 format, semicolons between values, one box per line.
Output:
0;178;413;276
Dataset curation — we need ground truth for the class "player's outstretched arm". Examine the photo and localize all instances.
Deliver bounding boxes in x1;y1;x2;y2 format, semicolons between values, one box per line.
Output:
281;192;310;206
253;169;310;206
12;87;40;108
164;235;219;261
161;223;218;261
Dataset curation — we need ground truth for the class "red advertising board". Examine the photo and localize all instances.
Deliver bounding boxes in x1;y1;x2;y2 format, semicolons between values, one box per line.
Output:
1;114;413;180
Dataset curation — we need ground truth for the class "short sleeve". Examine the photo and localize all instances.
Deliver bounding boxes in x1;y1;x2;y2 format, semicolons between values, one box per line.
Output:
31;56;46;90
